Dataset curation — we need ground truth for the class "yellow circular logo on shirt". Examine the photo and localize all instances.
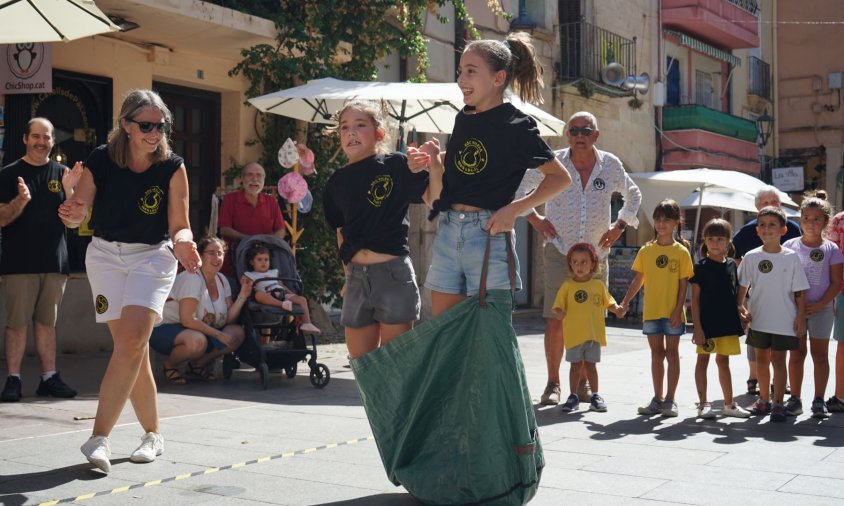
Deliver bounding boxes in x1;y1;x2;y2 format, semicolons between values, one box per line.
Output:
367;175;393;208
139;186;164;215
574;290;588;303
47;179;61;193
455;138;488;175
810;249;824;262
95;294;108;314
758;259;773;273
656;255;669;268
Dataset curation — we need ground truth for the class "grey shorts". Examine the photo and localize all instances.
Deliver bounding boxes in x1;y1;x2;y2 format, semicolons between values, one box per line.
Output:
565;340;601;363
1;273;68;328
806;306;834;339
543;244;608;319
342;256;420;328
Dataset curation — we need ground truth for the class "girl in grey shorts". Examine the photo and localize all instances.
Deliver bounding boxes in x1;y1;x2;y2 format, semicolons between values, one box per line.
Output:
322;100;433;359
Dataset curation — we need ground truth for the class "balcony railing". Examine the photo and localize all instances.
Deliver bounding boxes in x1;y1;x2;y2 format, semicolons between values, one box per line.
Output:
748;56;771;100
557;22;637;84
727;0;760;15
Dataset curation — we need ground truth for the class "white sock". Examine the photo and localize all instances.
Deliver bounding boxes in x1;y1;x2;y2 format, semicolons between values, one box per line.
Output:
8;373;21;379
41;371;57;381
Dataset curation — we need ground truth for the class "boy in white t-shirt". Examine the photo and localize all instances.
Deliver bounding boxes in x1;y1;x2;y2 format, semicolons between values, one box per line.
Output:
737;206;810;422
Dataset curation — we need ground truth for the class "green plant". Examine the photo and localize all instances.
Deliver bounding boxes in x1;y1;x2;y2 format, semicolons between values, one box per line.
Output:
575;79;594;99
628;96;643;110
229;1;501;305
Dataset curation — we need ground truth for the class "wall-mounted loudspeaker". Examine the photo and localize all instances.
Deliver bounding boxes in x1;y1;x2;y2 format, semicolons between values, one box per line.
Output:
601;63;650;94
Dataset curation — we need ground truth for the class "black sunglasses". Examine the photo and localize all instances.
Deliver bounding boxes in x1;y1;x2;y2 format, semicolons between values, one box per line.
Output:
568;126;595;137
127;118;170;134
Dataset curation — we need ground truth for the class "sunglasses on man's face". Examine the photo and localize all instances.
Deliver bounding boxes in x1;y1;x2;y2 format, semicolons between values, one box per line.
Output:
127;118;170;134
568;126;595;137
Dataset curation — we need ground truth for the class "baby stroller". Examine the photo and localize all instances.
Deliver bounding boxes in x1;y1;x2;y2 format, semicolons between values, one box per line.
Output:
223;234;330;390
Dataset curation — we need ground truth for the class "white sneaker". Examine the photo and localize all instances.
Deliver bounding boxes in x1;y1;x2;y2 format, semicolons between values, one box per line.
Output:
722;402;751;418
661;398;679;417
81;435;111;473
300;322;321;334
697;402;716;419
130;432;164;463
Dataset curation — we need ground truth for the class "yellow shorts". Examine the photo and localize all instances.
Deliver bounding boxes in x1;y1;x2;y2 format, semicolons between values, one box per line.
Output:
696;335;741;355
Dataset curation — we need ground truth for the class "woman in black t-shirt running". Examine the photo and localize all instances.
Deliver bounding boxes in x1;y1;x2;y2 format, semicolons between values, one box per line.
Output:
59;89;200;473
422;32;571;316
324;100;432;358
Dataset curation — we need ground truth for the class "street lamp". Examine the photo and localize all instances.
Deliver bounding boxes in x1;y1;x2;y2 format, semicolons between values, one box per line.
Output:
756;108;774;148
756;109;774;182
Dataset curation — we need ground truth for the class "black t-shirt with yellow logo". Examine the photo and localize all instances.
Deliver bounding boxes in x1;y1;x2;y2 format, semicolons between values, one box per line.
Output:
323;152;428;264
86;145;183;245
0;159;69;274
433;103;555;213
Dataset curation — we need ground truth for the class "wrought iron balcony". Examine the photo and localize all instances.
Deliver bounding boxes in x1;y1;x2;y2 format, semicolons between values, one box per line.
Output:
556;21;637;86
727;0;760;15
748;56;771;101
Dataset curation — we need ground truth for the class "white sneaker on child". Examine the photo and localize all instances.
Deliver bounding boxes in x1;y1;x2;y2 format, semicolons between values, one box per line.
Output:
722;403;751;418
697;402;716;419
130;432;164;463
300;323;321;334
81;435;111;473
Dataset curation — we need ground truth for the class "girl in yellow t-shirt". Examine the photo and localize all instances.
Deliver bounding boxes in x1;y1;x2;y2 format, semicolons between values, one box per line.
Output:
620;199;693;418
553;243;624;413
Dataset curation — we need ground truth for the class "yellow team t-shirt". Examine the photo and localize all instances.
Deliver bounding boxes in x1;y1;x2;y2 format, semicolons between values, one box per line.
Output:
552;279;616;349
632;242;694;321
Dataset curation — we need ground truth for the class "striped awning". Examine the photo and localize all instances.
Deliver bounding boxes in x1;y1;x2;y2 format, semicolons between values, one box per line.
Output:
664;30;742;67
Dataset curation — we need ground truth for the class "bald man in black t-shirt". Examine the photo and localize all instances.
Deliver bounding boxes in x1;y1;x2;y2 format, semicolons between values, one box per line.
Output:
0;118;81;402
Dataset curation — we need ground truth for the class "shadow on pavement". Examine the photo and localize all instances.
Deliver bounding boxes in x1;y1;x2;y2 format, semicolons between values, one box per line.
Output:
0;459;125;497
314;493;423;505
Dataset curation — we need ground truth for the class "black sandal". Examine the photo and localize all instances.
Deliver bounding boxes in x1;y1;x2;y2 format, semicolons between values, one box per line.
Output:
163;367;187;385
186;362;217;381
747;379;759;395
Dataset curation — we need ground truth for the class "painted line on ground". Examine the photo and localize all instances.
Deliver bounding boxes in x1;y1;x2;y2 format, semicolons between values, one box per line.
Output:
37;435;375;506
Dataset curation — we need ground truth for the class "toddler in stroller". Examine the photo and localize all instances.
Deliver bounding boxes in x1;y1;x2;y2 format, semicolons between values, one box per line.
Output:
244;243;320;334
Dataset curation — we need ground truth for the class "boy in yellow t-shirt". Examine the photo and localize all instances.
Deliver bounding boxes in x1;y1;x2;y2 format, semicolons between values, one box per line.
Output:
553;243;624;412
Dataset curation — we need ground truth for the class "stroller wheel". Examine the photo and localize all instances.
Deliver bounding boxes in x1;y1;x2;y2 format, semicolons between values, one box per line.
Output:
284;363;298;378
259;362;270;390
309;363;330;389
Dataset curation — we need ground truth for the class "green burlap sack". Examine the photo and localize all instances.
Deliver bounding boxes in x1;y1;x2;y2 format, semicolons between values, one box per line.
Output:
350;289;543;505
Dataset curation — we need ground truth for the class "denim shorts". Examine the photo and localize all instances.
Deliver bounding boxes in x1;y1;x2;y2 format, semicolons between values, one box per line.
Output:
342;256;421;328
642;318;686;337
149;323;224;355
424;210;521;296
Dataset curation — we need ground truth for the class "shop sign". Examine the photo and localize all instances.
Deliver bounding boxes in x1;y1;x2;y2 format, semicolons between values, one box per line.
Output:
1;43;52;94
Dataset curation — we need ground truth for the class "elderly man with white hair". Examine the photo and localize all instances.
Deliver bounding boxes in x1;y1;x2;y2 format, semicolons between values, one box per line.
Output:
517;111;641;409
732;185;802;396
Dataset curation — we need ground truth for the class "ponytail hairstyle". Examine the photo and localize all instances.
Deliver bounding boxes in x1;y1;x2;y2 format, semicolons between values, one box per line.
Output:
246;243;271;269
463;31;545;104
566;242;599;273
650;199;691;250
699;218;735;259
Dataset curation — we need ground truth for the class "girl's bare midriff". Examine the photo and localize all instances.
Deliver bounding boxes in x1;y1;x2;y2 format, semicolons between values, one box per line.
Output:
451;203;484;212
350;249;400;265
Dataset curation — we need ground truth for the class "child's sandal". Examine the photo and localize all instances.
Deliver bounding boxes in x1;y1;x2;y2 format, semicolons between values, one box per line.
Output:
163;367;187;385
747;378;759;395
186;362;217;381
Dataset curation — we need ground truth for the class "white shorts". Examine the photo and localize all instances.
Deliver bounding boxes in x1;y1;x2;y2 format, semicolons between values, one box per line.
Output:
85;237;177;323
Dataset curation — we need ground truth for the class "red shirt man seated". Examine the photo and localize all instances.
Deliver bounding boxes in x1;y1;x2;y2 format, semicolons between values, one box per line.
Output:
218;162;286;276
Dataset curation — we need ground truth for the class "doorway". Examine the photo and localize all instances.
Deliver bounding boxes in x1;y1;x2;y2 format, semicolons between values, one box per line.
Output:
154;82;221;237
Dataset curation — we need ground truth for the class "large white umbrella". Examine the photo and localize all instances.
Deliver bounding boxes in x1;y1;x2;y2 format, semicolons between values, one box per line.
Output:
0;0;119;44
679;189;799;217
631;168;799;249
248;77;565;137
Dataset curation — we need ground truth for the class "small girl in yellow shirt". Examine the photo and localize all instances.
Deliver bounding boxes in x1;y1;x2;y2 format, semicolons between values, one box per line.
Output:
553;243;624;412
